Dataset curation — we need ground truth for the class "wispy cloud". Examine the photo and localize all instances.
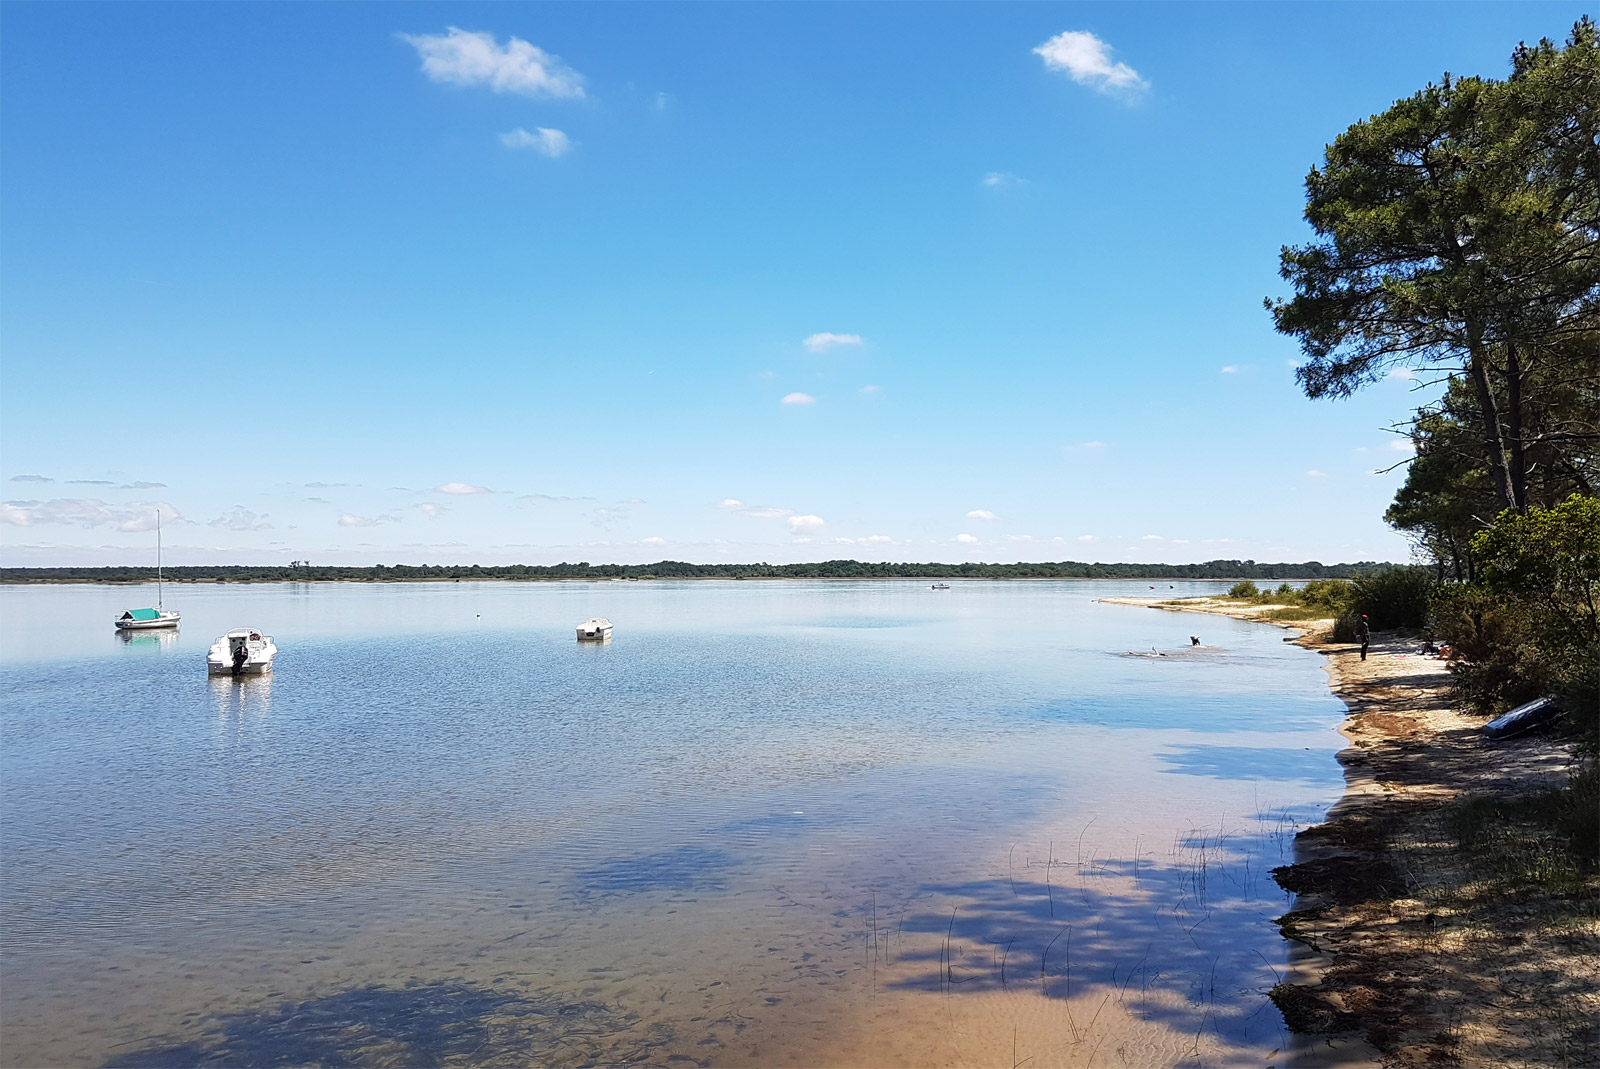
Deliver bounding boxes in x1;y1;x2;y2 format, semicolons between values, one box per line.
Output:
803;332;862;352
981;172;1026;188
715;498;744;510
437;482;492;495
1220;365;1239;374
401;27;585;98
743;507;792;520
305;482;357;489
787;514;825;533
640;536;666;546
859;384;879;394
418;503;448;519
1034;31;1148;96
781;392;816;405
338;513;395;528
1306;470;1328;479
209;507;272;532
123;481;167;490
956;533;979;544
966;509;997;521
518;493;594;504
0;499;180;532
1390;439;1417;453
9;474;52;483
500;127;571;157
1142;534;1165;541
1077;534;1097;542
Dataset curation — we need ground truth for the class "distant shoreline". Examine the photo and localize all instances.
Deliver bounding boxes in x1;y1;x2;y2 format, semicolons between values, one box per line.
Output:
0;560;1400;585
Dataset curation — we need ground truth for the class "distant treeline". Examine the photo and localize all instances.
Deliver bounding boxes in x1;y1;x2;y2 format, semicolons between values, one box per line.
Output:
1;559;1400;583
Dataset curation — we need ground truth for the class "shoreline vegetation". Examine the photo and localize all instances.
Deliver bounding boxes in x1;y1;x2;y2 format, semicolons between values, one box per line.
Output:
0;559;1397;584
1105;593;1599;1066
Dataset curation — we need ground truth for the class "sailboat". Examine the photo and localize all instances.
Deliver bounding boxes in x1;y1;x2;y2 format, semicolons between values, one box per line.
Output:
114;509;180;630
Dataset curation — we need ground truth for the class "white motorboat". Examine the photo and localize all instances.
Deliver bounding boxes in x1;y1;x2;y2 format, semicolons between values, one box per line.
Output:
114;509;180;630
207;629;278;676
576;617;613;641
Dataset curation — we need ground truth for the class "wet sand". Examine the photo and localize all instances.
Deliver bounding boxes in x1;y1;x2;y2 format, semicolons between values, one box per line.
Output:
1103;596;1598;1067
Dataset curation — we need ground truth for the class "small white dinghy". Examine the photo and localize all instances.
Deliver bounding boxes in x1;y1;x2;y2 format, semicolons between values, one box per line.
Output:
207;629;278;676
576;617;613;641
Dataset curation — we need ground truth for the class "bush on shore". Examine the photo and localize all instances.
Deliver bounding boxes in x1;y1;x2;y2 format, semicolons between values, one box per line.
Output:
1431;495;1599;743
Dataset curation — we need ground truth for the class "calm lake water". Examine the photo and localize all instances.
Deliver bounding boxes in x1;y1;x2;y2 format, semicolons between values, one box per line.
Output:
1;580;1347;1067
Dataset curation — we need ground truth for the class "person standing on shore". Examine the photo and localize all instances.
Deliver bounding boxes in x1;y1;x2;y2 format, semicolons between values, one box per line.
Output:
1357;614;1371;660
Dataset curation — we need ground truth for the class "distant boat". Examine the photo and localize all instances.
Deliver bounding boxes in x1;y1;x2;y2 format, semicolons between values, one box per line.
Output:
931;583;950;590
115;509;179;630
576;617;614;641
207;629;277;676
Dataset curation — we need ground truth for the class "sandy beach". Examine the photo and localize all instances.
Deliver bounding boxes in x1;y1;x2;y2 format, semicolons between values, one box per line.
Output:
1103;596;1598;1067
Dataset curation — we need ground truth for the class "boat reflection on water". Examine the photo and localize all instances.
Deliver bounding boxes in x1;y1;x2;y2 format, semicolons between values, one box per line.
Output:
116;628;179;650
209;673;272;726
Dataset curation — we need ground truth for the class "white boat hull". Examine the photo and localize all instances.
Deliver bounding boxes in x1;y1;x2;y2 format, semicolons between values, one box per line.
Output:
208;630;277;677
115;614;181;630
207;659;274;676
576;617;614;640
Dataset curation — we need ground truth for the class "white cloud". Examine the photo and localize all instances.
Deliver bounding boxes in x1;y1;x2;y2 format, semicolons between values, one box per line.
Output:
956;533;979;544
803;333;862;352
859;384;879;394
9;474;52;483
741;506;792;520
1221;365;1239;374
418;503;448;519
1077;534;1097;542
966;509;998;521
981;172;1026;188
862;534;894;544
0;499;180;532
781;392;816;405
1142;534;1165;541
1034;31;1148;95
1079;440;1105;449
787;514;825;533
500;127;571;157
401;27;585;98
209;507;272;532
1306;470;1328;478
1391;439;1417;453
715;498;744;510
437;482;491;495
1387;367;1416;380
641;536;667;546
338;513;394;528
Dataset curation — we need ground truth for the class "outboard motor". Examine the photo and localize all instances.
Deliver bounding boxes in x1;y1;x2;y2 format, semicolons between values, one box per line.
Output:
231;641;248;676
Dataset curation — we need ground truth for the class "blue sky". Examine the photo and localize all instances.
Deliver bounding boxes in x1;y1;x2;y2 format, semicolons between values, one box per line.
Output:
1;3;1584;567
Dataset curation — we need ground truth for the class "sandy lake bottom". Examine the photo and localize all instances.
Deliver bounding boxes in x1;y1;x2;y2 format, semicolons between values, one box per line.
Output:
1;580;1349;1066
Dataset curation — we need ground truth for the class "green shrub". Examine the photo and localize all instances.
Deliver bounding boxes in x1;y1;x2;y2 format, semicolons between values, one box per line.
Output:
1298;579;1355;615
1330;611;1362;643
1228;580;1259;598
1348;566;1434;629
1433;495;1600;736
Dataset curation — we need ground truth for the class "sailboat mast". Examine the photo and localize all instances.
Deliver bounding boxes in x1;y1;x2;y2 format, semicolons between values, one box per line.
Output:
156;509;163;610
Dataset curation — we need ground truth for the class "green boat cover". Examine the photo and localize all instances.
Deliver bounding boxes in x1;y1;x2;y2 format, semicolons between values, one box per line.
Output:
125;608;162;620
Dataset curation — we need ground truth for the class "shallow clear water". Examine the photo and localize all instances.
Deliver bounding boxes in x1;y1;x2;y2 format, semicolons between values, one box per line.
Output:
1;580;1346;1066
